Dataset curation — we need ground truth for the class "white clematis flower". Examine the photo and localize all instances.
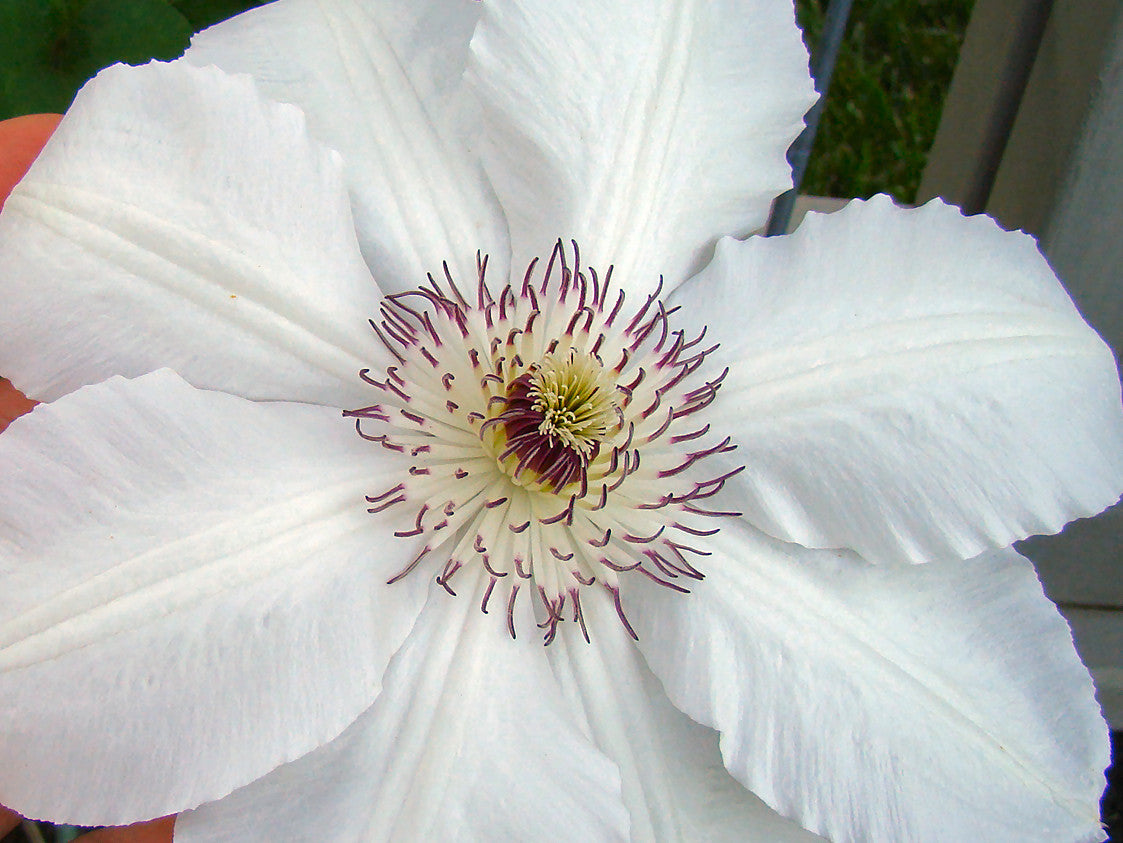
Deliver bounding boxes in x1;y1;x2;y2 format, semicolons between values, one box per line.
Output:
1;1;1121;841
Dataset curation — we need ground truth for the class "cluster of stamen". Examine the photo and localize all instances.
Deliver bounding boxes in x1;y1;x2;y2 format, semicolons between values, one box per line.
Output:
488;349;622;492
345;242;742;644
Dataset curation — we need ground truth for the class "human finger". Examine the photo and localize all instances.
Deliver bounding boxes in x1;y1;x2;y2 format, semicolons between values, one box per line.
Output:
0;805;20;837
0;113;62;211
0;378;36;432
0;114;60;428
76;815;176;842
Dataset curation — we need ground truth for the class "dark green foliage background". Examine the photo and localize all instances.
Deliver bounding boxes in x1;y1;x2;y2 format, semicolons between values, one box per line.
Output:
795;0;974;201
0;0;267;119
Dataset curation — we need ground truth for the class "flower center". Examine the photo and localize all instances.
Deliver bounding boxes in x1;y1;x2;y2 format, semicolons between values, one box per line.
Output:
345;242;742;644
489;350;622;493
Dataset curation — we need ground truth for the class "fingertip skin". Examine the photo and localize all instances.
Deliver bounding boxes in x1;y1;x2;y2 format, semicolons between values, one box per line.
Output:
0;113;62;211
0;378;35;432
0;115;57;426
0;805;21;837
78;816;177;843
0;807;174;843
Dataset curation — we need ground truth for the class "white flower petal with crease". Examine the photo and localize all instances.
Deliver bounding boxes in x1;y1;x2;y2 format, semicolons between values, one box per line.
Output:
627;519;1109;843
468;0;816;295
0;370;429;824
0;60;383;406
187;0;510;293
684;195;1123;565
176;571;629;842
548;588;826;842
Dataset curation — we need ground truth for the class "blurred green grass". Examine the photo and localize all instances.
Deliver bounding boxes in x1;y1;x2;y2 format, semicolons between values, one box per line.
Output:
795;0;974;202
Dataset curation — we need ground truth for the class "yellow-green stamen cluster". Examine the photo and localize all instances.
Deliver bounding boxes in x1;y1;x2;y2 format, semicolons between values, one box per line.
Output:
528;351;621;456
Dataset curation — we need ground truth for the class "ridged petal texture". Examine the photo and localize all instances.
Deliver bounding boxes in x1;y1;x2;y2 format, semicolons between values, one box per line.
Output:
0;371;429;824
175;572;629;842
628;521;1109;843
684;196;1123;565
468;0;816;295
186;0;510;293
0;59;383;406
546;589;826;842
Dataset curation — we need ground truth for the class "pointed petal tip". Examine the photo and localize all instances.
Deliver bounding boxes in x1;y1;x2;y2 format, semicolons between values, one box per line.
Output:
629;530;1112;843
686;193;1123;566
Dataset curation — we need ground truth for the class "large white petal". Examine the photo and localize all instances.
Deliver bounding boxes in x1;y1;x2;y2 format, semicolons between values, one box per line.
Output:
0;370;429;824
468;0;816;294
547;590;825;842
176;571;629;842
681;196;1123;565
186;0;510;293
0;59;383;406
627;520;1109;843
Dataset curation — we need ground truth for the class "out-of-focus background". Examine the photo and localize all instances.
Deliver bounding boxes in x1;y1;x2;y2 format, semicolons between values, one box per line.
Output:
0;0;1120;840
